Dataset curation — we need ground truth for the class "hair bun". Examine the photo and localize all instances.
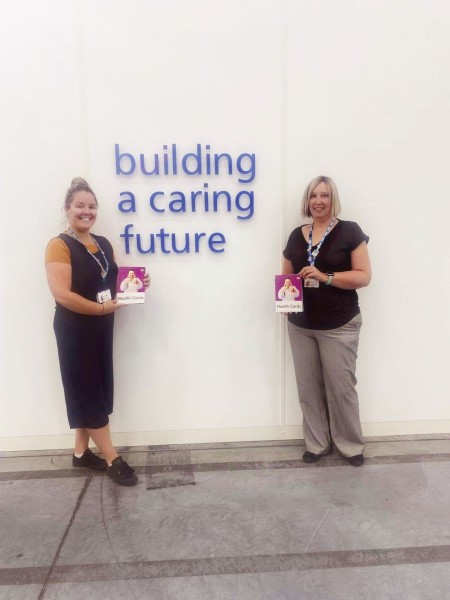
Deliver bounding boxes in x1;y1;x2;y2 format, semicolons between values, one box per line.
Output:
64;177;96;210
71;177;89;187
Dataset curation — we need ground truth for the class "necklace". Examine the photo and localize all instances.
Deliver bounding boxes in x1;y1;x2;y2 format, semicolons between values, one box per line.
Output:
307;218;335;266
66;228;109;281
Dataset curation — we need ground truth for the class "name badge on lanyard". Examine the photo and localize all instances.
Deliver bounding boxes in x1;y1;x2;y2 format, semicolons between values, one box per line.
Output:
96;289;112;303
305;218;335;288
304;277;319;288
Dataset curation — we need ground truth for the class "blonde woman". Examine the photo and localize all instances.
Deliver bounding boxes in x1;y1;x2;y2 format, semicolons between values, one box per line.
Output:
282;176;371;467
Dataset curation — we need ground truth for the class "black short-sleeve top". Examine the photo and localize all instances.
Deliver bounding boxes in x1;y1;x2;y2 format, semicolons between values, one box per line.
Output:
283;220;369;330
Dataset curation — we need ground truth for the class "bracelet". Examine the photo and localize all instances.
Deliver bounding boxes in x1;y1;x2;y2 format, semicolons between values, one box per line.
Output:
325;273;334;286
99;303;105;315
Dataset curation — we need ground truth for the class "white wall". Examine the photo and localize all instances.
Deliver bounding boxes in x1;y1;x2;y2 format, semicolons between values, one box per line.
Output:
1;0;449;451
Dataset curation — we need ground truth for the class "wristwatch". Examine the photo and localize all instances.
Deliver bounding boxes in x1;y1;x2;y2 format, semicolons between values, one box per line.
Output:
325;272;334;286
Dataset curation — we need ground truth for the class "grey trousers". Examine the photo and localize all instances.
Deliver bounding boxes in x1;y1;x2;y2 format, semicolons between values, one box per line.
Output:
287;314;365;458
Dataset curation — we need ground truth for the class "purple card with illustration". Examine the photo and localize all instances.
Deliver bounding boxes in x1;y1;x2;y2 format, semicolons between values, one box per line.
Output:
117;267;146;304
275;274;303;312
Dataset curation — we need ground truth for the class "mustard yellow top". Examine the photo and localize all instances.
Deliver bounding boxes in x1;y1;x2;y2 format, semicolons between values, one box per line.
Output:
45;237;99;265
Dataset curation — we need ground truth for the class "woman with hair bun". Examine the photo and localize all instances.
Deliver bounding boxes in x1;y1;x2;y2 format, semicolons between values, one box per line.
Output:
282;176;371;467
45;178;148;486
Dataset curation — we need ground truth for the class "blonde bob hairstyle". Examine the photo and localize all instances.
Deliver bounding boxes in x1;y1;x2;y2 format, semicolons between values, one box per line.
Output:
301;175;341;219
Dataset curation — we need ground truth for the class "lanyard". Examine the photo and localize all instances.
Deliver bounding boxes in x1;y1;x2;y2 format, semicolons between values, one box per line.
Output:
67;228;109;281
307;218;335;266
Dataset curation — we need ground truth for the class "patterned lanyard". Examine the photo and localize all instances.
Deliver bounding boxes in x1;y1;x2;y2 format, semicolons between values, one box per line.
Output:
67;228;109;281
307;218;335;266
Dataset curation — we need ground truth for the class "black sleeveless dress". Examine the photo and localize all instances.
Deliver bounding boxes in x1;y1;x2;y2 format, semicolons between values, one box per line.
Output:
53;233;119;429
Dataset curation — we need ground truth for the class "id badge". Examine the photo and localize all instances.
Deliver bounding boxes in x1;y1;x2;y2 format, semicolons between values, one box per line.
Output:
96;289;112;303
304;277;319;288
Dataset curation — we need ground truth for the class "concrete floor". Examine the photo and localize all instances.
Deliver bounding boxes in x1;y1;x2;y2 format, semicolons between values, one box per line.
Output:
1;435;450;599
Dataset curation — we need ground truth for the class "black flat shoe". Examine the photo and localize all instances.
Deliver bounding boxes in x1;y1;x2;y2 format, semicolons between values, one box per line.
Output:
303;451;320;463
107;456;138;486
347;454;364;467
72;448;107;471
303;448;332;463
